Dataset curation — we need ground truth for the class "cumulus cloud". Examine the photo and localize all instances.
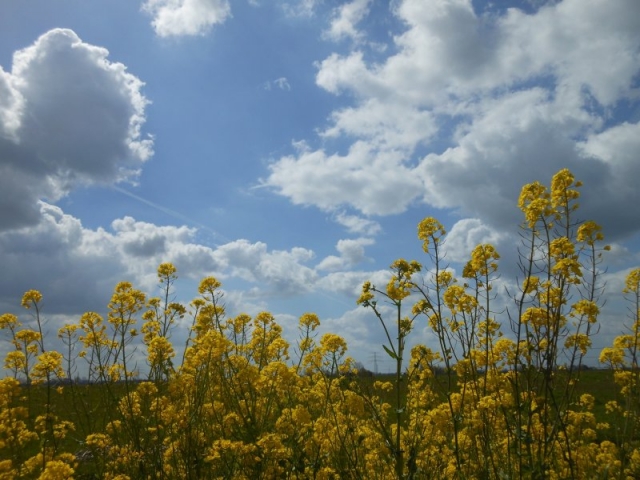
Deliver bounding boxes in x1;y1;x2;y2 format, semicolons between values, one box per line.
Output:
142;0;232;37
110;225;320;297
264;0;640;242
497;0;640;106
321;98;438;152
319;0;640;106
320;306;383;359
0;204;227;314
0;69;21;140
317;268;389;298
0;203;326;314
317;237;374;271
263;140;423;215
212;240;318;296
334;212;381;236
0;203;125;314
106;216;222;289
416;88;603;225
323;0;372;43
444;219;508;264
0;29;152;231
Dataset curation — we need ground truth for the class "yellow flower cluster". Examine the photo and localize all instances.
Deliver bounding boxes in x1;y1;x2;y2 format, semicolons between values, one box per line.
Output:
0;171;638;479
417;217;446;253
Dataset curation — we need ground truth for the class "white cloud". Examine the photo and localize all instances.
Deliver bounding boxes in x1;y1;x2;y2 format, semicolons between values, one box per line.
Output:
264;77;291;91
337;237;372;263
445;219;507;264
578;121;640;197
0;202;328;314
323;0;372;43
334;212;381;236
321;306;382;358
282;0;319;18
107;216;223;289
274;77;291;90
497;0;640;106
321;98;438;152
0;68;21;140
0;29;152;231
317;237;374;271
212;239;318;296
315;51;374;96
263;140;423;215
266;0;640;243
319;0;640;107
142;0;232;37
415;88;600;225
317;269;389;298
316;255;343;272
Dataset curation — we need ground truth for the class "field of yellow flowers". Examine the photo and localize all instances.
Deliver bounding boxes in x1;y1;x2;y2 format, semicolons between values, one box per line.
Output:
1;169;640;479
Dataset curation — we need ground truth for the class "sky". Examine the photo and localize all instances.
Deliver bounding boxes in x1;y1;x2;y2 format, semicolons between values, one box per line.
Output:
1;0;639;373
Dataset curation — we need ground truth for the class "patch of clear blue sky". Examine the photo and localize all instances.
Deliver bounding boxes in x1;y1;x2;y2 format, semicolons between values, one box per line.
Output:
0;1;348;250
0;0;462;280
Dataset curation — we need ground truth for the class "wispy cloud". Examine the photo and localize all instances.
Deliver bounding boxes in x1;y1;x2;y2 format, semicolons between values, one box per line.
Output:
264;77;291;91
111;185;229;243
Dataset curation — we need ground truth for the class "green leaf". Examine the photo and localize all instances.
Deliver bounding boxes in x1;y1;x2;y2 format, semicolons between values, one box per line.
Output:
382;345;398;360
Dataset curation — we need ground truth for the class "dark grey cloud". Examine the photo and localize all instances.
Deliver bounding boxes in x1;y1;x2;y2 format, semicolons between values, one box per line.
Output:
0;28;152;231
0;203;123;315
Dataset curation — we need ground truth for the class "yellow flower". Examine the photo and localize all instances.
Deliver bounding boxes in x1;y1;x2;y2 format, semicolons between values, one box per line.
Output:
108;282;146;326
577;220;604;246
412;298;431;315
4;350;26;372
319;333;347;357
357;281;374;305
522;276;539;294
15;329;42;345
86;433;111;449
550;168;581;211
436;270;454;288
443;285;477;314
157;262;177;280
108;364;123;382
21;289;43;308
578;393;595;410
191;298;205;309
623;268;640;294
57;324;79;338
521;307;548;328
386;277;411;301
38;459;75;479
147;336;175;366
417;217;446;253
518;181;551;227
0;313;20;330
198;276;221;294
32;351;65;381
0;460;17;478
565;333;591;355
463;243;500;278
571;299;599;323
604;401;621;414
299;312;320;330
599;347;624;365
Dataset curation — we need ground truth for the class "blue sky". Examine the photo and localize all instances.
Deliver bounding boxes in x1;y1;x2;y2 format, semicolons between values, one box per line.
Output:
1;0;639;372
